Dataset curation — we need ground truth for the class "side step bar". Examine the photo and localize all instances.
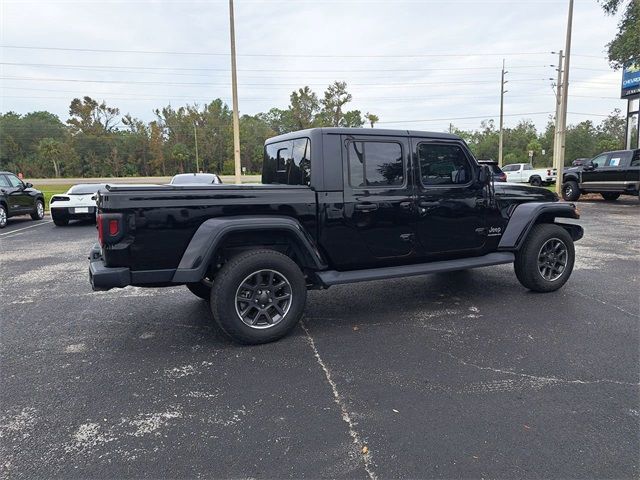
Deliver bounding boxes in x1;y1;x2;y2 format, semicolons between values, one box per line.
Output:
316;252;515;287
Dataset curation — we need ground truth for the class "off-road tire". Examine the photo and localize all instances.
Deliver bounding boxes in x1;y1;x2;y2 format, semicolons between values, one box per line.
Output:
53;217;69;226
601;192;620;201
530;176;542;187
186;282;212;301
0;205;7;228
562;180;580;201
514;223;575;293
211;249;307;344
30;200;45;220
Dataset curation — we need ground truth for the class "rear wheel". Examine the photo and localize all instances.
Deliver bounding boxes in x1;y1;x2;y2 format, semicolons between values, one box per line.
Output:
211;249;307;344
530;176;542;187
514;223;575;292
601;192;620;201
562;180;580;201
30;200;44;220
186;282;212;301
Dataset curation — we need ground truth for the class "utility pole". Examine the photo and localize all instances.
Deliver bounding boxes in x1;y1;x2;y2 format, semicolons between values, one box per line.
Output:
552;50;564;190
498;59;508;167
193;121;200;172
229;0;242;184
557;0;574;195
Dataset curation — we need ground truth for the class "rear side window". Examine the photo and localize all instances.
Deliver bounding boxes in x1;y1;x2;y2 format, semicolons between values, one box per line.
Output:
347;141;404;188
263;138;311;186
418;143;472;186
607;151;631;167
0;176;9;188
631;150;640;167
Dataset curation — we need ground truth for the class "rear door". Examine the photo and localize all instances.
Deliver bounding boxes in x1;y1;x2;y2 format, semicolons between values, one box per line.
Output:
341;134;418;266
413;140;487;257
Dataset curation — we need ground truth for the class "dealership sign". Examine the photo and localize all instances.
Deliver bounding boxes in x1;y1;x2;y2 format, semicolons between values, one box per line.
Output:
621;62;640;98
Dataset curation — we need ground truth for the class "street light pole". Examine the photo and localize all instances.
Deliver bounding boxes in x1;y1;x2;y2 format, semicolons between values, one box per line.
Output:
229;0;242;184
498;59;508;167
557;0;574;195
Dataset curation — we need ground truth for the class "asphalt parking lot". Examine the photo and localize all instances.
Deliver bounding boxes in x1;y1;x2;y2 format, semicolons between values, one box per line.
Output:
1;198;638;479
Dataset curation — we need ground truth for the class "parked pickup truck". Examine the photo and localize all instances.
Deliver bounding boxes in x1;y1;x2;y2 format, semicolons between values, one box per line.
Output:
562;149;640;201
89;128;583;344
502;163;557;186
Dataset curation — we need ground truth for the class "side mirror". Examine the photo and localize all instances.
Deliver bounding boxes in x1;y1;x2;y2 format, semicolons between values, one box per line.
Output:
584;162;595;171
25;182;33;188
478;165;492;185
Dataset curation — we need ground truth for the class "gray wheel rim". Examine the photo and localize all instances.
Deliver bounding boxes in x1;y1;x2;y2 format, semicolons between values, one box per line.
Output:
235;269;292;329
36;202;44;218
0;207;6;227
537;238;568;282
564;184;573;198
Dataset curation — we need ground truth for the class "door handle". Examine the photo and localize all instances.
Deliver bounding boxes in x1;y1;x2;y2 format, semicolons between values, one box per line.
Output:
399;201;412;210
354;202;378;212
418;200;437;208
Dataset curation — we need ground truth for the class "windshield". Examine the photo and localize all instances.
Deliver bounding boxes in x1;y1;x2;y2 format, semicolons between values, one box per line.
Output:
171;174;220;184
67;184;106;194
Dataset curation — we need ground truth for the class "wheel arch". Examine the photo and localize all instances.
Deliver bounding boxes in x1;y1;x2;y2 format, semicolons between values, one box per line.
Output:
498;202;583;251
171;216;327;283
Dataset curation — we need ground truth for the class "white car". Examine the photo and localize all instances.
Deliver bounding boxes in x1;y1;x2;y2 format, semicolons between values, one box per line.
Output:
170;173;222;185
50;184;106;226
502;163;557;186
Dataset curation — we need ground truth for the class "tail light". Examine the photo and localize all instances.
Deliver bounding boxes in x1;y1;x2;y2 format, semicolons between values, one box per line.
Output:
547;169;551;176
97;213;124;246
50;196;69;203
499;173;507;182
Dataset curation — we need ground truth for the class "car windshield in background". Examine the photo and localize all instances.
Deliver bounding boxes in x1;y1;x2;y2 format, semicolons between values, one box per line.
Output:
171;174;221;185
67;184;106;195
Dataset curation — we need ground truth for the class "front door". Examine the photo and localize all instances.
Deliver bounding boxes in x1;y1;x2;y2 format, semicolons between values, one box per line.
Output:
412;140;487;258
2;174;31;213
341;135;418;267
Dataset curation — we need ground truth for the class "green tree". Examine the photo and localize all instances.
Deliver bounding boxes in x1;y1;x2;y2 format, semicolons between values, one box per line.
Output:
67;96;120;135
320;81;353;127
365;112;379;128
599;0;640;68
289;87;320;130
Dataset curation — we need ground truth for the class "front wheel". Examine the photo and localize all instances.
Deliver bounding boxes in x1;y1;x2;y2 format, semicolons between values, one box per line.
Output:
30;200;45;220
211;249;307;344
562;180;580;201
0;205;7;228
601;192;620;201
514;224;575;292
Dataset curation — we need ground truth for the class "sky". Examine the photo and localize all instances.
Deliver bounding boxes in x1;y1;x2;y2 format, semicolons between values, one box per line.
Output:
0;0;628;133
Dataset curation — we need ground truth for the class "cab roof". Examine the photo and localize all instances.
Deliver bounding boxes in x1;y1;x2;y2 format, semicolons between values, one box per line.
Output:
266;127;461;144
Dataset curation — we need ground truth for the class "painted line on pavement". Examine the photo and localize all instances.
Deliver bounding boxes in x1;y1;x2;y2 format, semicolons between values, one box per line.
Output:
0;220;54;237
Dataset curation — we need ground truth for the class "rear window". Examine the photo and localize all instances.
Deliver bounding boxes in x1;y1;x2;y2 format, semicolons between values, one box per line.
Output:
68;184;106;194
263;138;311;186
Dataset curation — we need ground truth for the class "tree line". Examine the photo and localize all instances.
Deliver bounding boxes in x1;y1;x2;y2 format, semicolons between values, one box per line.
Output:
0;79;630;178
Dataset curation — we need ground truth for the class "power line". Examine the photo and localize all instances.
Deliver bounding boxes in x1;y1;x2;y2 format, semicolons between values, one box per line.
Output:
0;44;553;58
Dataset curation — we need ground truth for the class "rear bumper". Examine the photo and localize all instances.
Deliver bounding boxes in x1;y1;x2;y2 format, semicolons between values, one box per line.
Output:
53;206;96;220
88;244;130;291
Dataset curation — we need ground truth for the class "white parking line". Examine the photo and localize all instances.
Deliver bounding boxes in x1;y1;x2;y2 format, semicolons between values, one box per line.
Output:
0;220;53;237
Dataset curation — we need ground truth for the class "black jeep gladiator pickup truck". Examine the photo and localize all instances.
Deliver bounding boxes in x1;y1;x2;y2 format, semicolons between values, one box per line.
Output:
89;128;583;344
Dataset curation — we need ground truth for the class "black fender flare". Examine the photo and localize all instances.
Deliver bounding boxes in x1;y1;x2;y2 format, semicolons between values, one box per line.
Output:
562;172;580;183
171;216;327;283
498;202;583;251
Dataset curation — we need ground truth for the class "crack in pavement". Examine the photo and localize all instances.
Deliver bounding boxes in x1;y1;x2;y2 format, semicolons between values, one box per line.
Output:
300;320;377;480
434;349;640;387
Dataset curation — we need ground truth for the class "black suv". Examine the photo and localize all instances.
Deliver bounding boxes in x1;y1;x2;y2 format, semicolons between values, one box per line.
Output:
0;172;45;228
562;149;640;201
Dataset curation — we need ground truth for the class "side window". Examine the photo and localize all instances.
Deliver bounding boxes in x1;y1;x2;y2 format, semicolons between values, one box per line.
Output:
418;143;472;186
503;164;517;172
0;175;10;188
607;151;630;167
263;138;311;186
631;151;640;167
524;164;533;171
348;141;403;188
6;174;23;188
591;154;608;167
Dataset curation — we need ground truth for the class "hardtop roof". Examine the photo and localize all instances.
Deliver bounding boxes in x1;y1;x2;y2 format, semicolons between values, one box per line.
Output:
265;127;461;144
